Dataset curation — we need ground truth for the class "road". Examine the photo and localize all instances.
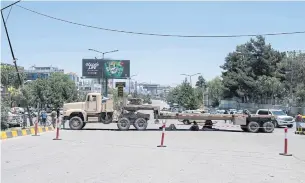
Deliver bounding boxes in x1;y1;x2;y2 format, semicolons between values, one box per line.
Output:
2;100;305;183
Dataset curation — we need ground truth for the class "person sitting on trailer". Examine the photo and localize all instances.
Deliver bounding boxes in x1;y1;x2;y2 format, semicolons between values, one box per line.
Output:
190;121;199;131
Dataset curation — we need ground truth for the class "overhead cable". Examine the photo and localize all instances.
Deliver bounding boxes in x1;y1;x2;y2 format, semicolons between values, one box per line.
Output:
16;5;305;38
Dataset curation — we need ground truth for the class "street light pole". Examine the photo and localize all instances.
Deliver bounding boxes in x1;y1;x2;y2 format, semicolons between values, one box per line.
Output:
1;0;33;126
88;49;119;97
128;74;137;95
180;73;201;86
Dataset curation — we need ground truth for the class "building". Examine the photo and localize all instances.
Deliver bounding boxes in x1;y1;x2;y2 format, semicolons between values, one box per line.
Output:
24;66;64;80
66;72;79;83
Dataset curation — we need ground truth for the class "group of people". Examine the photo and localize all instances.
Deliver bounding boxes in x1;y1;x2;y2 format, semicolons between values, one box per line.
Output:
40;108;60;127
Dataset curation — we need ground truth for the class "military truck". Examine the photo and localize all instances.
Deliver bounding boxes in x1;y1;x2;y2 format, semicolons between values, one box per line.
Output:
63;93;159;130
63;93;276;133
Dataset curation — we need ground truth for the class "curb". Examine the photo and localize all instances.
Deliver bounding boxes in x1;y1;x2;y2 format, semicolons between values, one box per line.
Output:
1;126;54;140
295;131;305;135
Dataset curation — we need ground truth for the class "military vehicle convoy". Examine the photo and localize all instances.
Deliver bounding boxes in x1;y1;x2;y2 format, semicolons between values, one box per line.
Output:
63;93;276;133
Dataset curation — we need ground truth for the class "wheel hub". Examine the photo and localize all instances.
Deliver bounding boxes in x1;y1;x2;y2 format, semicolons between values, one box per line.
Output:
249;123;259;131
264;122;273;132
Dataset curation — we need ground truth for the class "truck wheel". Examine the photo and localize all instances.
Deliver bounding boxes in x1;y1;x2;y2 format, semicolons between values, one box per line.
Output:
117;117;131;131
247;121;260;133
134;118;148;130
183;119;191;125
101;112;113;124
262;122;274;133
69;116;84;130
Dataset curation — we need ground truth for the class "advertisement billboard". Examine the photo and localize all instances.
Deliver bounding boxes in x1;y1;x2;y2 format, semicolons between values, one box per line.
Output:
82;59;103;78
82;59;130;79
103;60;130;79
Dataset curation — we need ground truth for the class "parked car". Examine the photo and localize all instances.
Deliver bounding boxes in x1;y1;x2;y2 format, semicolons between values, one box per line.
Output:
256;109;294;128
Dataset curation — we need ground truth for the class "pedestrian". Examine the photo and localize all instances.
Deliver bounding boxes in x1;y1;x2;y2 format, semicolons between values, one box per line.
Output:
224;110;229;123
295;112;303;132
51;108;57;128
41;110;47;127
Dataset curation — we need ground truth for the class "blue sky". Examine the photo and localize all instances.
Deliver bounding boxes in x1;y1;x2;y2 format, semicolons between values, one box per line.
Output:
1;1;305;85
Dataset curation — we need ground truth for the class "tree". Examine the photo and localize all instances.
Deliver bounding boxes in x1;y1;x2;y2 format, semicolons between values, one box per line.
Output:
47;73;78;108
165;85;181;105
277;51;305;106
1;97;10;130
176;80;200;110
1;64;27;89
207;76;224;107
195;75;206;88
221;36;285;103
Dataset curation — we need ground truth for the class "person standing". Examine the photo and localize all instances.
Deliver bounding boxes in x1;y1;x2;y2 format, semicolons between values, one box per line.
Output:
41;110;47;127
51;108;57;128
224;110;229;123
295;112;303;132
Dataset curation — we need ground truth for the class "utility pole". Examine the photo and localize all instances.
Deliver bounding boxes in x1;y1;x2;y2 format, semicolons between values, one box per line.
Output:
1;0;33;126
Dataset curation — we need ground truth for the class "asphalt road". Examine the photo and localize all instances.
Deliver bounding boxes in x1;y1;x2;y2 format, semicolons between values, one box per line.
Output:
2;100;305;183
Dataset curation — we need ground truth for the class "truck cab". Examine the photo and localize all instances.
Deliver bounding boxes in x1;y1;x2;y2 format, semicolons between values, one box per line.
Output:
256;109;294;128
63;93;115;130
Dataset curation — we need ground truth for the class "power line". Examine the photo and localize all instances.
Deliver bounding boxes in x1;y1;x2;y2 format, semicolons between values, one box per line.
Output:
16;5;305;38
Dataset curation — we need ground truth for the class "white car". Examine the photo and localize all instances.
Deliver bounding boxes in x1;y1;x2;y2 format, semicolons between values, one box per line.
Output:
256;109;294;128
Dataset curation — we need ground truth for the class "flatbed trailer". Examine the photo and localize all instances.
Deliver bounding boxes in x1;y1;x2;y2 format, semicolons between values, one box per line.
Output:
121;105;276;133
156;113;275;133
63;93;275;133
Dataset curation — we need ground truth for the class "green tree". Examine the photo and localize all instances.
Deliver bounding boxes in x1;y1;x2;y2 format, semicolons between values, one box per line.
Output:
1;64;27;88
195;75;206;88
165;85;181;104
207;76;224;107
48;73;78;107
221;36;285;102
1;97;10;130
177;80;200;110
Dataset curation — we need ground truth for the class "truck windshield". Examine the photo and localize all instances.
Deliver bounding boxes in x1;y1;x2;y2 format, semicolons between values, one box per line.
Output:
272;111;286;115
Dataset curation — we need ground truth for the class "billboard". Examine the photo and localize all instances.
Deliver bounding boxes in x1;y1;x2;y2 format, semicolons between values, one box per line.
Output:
103;60;130;79
82;59;130;79
82;59;103;78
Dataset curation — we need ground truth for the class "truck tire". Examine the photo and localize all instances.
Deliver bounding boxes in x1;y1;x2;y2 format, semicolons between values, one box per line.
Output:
247;121;260;133
134;118;148;130
262;121;274;133
69;116;84;130
117;117;131;131
101;112;113;124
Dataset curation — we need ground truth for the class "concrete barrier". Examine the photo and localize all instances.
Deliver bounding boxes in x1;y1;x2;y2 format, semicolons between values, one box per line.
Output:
1;126;54;140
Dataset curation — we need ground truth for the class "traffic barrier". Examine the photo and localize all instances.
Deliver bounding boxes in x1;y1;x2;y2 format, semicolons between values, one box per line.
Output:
1;126;53;140
53;118;62;141
157;121;166;147
295;126;305;135
279;128;292;156
32;119;40;136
